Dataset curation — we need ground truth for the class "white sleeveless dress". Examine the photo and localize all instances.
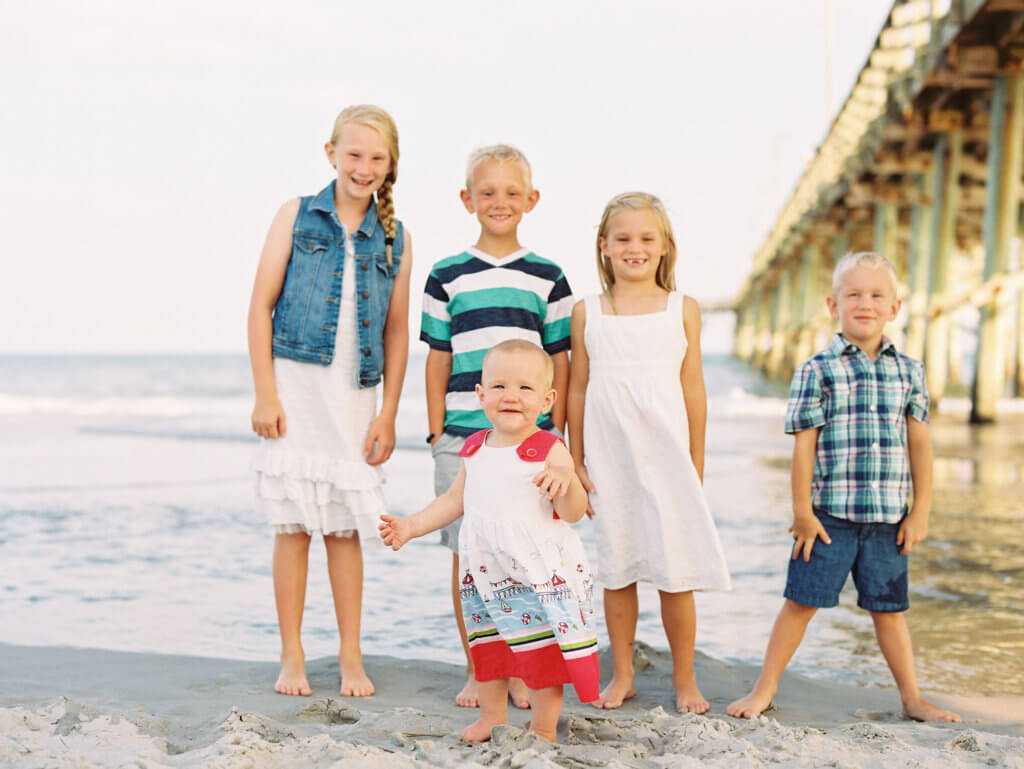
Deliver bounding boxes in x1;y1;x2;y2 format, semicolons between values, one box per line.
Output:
251;227;386;543
582;292;730;592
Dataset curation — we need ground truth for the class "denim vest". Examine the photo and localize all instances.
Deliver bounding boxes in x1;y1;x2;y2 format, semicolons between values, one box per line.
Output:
271;181;404;387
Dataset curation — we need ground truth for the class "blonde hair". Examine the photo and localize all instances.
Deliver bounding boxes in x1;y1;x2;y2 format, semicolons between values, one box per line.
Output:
329;104;400;264
465;144;533;193
482;339;554;389
596;192;677;293
831;251;899;295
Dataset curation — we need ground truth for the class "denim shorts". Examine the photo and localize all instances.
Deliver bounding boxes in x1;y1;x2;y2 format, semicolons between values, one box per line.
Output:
784;512;908;613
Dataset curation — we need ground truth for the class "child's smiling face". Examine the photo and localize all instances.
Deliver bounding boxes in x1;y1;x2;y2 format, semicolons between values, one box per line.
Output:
461;159;539;240
599;208;666;285
827;264;901;349
475;348;554;441
326;121;392;202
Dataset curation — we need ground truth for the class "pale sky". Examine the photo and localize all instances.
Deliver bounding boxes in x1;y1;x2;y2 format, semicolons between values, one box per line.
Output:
1;0;893;354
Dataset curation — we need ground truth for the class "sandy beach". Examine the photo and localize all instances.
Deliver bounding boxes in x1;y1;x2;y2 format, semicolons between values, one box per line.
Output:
3;641;1022;768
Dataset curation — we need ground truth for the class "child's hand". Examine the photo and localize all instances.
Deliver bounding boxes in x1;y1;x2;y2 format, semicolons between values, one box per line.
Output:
576;465;597;518
533;464;574;501
252;396;287;439
365;415;396;466
896;510;928;555
789;513;831;562
378;514;411;550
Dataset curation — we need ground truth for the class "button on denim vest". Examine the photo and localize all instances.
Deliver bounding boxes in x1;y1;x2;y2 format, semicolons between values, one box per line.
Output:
271;181;404;387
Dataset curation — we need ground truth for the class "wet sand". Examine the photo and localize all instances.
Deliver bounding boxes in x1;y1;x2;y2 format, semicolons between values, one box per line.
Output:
2;641;1022;768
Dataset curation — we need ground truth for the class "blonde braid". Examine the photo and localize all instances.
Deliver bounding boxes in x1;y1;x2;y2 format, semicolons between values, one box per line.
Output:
376;177;397;265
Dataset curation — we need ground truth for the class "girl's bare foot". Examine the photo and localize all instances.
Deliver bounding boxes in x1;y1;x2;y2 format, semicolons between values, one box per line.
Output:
903;697;960;722
339;655;375;697
275;652;311;696
456;673;480;708
460;715;506;742
508;677;531;709
726;687;775;718
593;675;635;709
675;680;709;714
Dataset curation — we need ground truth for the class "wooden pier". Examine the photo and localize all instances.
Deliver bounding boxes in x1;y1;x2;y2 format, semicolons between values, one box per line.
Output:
731;0;1024;421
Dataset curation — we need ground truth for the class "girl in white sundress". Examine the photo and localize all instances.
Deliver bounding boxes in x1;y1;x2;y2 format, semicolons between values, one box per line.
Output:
567;191;731;714
248;105;413;699
380;340;598;744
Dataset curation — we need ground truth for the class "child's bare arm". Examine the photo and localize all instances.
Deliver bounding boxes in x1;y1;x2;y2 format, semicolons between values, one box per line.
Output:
533;441;588;523
550;351;569;433
790;427;831;561
898;416;933;554
380;463;466;549
248;199;299;439
425;348;452;445
680;296;707;482
366;230;413;465
566;301;596;516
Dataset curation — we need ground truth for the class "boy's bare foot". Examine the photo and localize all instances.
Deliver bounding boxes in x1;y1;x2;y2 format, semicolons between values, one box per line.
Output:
275;652;311;696
460;715;506;742
593;676;635;709
726;687;775;719
456;672;480;708
339;655;375;697
675;680;709;714
508;677;531;709
903;697;961;722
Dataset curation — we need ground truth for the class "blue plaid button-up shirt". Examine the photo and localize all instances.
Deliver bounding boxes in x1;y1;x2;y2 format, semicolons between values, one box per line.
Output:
784;334;929;524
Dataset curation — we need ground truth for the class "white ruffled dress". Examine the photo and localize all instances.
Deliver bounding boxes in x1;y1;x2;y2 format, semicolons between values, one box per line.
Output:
252;228;386;542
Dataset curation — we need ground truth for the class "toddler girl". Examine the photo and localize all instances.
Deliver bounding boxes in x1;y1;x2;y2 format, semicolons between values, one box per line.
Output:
567;191;730;712
380;339;598;743
248;104;412;697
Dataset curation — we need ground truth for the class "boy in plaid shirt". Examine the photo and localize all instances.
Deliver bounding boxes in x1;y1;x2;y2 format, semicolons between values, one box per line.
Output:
727;252;960;723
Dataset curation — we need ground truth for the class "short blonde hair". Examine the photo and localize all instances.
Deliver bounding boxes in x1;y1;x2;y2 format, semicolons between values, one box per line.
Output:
596;192;678;293
831;251;899;295
482;339;554;389
329;105;400;263
465;144;533;193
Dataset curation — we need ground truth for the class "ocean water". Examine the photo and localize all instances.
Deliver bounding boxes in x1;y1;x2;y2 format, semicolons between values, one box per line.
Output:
1;353;1021;698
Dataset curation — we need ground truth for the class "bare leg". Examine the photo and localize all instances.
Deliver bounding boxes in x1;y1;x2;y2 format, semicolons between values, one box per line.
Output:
726;599;817;718
461;678;509;742
659;590;707;713
325;533;374;696
273;532;312;696
871;611;960;722
451;553;479;707
526;685;563;743
595;583;638;709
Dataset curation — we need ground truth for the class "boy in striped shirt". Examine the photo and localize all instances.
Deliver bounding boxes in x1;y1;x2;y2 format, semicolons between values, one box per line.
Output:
727;252;959;723
420;145;573;709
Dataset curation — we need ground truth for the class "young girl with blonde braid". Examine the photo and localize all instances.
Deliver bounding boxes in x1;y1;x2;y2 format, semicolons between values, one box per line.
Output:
567;192;730;713
248;104;413;698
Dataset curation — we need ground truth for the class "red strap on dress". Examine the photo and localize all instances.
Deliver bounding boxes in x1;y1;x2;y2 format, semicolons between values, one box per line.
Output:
516;430;561;462
458;429;563;459
458;429;489;457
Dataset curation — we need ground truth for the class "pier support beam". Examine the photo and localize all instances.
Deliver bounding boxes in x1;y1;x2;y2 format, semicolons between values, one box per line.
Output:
752;287;772;369
905;170;934;360
926;130;960;406
972;73;1024;423
766;267;793;380
794;243;821;367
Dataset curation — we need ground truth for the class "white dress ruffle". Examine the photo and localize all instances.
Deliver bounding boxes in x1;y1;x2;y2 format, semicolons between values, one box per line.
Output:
252;228;385;543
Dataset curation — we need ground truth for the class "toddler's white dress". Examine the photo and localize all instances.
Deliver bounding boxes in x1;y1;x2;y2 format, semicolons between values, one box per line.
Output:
582;292;730;591
252;228;386;542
